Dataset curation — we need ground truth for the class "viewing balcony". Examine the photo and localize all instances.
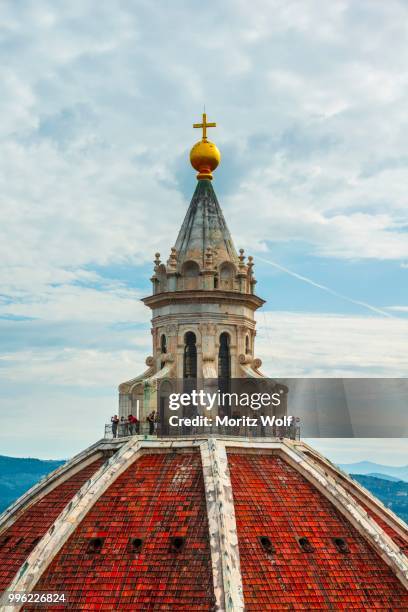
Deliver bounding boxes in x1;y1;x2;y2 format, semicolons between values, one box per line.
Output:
104;419;300;440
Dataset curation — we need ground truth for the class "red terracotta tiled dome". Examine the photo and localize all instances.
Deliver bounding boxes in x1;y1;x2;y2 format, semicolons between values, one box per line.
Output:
0;436;407;611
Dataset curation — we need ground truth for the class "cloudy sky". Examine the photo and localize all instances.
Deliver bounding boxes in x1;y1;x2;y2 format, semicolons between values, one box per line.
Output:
0;0;407;461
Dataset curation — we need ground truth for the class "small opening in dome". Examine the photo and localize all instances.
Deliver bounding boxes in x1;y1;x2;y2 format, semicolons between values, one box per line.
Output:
0;535;11;549
129;537;143;553
170;536;185;552
298;537;314;553
333;537;349;553
259;536;274;554
87;537;104;554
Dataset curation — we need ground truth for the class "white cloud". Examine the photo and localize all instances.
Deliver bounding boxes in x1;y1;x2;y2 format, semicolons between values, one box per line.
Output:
1;310;406;390
0;276;148;323
1;309;407;458
226;164;408;260
256;311;408;377
0;346;148;388
0;138;184;270
0;0;407;285
0;391;117;459
1;1;408;458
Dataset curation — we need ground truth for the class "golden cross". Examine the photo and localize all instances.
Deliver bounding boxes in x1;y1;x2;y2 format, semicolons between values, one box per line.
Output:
193;112;216;141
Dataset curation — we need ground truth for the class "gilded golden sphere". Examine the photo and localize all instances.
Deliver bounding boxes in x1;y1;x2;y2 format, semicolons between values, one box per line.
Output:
190;139;221;179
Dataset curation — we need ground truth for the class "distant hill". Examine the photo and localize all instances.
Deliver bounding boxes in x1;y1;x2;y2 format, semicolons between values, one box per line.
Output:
351;474;408;523
339;461;408;482
0;455;65;514
367;472;401;482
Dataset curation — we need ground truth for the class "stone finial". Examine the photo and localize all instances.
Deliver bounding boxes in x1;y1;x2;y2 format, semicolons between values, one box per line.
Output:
238;248;246;273
167;247;178;271
247;256;256;293
247;256;255;275
154;253;161;272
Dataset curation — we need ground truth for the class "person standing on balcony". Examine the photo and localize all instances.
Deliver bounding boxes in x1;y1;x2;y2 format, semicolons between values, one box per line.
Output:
127;414;135;435
111;414;119;438
147;411;156;435
129;414;139;435
119;415;127;436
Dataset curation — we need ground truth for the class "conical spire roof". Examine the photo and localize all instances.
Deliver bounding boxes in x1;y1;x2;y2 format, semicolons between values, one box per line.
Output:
174;179;238;267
